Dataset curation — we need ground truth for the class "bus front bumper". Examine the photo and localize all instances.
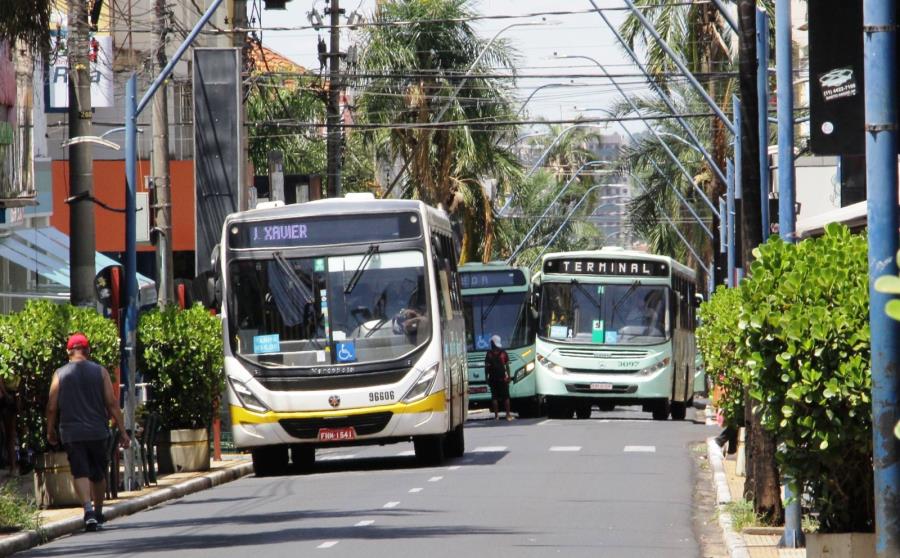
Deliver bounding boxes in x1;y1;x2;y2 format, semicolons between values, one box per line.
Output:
230;391;448;449
536;365;671;400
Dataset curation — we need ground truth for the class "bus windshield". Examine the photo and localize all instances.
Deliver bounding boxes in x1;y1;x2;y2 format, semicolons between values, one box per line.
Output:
539;281;670;345
228;249;431;368
463;291;532;352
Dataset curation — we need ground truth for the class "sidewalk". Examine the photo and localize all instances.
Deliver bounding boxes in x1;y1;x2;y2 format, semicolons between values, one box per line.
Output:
705;411;805;558
0;455;252;556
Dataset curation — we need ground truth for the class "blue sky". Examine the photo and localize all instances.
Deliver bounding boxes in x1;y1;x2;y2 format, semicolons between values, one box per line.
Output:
252;0;644;126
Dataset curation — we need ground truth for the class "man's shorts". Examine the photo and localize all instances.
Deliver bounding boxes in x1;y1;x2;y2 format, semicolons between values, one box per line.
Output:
64;438;109;482
489;380;509;401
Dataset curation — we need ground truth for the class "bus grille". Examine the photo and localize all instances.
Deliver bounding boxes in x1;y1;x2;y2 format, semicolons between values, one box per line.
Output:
567;368;639;375
279;412;394;439
557;348;649;359
566;384;638;394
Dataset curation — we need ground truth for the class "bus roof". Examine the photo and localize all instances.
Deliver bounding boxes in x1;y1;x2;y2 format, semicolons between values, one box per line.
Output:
227;198;432;222
541;248;696;280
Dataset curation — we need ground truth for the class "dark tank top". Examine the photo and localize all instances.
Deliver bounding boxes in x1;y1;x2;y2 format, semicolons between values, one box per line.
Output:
56;360;109;443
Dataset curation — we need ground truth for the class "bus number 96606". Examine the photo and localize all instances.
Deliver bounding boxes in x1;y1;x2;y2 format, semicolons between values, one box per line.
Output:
369;391;395;403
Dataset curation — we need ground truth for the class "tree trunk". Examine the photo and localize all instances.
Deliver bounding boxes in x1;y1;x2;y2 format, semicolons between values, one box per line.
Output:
737;1;783;525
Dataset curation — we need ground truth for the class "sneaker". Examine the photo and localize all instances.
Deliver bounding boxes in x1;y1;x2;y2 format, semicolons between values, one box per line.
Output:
506;415;513;422
96;511;106;525
84;511;98;532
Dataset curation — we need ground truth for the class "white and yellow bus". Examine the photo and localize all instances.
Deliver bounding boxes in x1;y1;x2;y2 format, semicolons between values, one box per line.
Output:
533;248;701;420
214;195;467;475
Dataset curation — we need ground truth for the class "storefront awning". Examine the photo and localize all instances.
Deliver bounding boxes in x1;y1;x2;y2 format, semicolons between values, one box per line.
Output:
0;226;157;306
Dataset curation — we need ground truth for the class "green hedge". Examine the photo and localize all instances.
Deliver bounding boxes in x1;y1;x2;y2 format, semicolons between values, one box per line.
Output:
696;285;745;428
697;224;872;533
137;305;224;431
0;300;119;454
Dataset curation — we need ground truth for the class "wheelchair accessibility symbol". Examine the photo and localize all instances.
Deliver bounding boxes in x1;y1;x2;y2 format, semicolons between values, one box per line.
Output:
336;342;357;363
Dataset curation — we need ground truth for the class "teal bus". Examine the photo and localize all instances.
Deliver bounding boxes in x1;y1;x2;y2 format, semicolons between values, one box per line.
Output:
532;248;701;420
460;263;540;417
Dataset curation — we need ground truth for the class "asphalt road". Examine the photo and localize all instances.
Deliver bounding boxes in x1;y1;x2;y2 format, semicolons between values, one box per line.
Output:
21;406;718;558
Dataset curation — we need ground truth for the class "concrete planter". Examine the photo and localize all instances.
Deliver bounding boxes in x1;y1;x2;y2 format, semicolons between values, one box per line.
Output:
33;452;80;508
807;533;876;558
156;428;210;474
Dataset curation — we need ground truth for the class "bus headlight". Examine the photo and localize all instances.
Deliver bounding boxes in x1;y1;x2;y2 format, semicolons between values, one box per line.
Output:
637;357;671;376
228;377;270;413
514;360;536;383
402;362;440;403
536;354;567;375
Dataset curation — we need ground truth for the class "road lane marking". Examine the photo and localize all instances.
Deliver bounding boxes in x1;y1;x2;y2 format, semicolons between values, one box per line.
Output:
473;446;507;452
317;541;339;549
355;520;374;527
428;476;443;482
396;450;415;457
448;465;461;471
537;419;553;426
383;501;400;508
550;446;582;452
318;454;357;461
624;445;656;453
409;487;423;493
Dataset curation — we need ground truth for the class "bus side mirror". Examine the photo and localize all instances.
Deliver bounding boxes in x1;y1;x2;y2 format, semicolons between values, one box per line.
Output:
694;293;704;307
193;270;221;310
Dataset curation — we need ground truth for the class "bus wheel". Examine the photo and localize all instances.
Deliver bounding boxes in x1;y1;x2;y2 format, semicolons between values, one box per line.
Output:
670;401;687;421
575;404;593;420
291;444;316;472
414;435;445;466
547;399;574;419
252;445;289;477
443;425;465;458
516;397;541;418
651;399;671;421
598;402;615;412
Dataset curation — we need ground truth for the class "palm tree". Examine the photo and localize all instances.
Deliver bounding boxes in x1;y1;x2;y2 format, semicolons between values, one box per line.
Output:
522;122;607;183
494;170;605;267
355;0;522;263
0;0;52;53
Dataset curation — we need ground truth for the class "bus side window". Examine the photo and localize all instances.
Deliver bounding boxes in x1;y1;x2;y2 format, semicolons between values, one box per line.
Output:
432;234;452;321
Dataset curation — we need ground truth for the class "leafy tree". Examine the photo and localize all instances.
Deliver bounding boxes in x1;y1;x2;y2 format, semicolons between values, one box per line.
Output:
246;74;326;176
0;0;52;53
355;0;522;263
523;122;607;183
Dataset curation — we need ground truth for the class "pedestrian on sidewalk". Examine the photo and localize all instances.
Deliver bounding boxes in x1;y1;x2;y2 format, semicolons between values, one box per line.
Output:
46;333;130;532
485;335;513;421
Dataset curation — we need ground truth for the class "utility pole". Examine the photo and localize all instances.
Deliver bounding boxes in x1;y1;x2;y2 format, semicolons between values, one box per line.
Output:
68;0;96;307
325;0;342;198
152;0;174;306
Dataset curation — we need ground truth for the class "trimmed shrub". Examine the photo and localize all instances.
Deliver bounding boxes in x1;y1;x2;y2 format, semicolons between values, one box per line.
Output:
697;285;745;428
0;300;119;454
137;305;224;431
739;224;871;533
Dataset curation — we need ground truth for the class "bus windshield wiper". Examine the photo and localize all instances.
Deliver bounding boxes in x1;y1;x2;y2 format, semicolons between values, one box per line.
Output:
610;280;641;325
480;289;504;328
570;279;602;310
345;244;379;295
273;252;313;305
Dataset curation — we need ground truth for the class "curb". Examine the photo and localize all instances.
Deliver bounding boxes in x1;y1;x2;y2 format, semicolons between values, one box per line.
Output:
707;437;751;558
0;460;253;557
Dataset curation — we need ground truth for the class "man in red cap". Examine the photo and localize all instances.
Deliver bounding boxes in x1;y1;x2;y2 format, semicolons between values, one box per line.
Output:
47;332;130;531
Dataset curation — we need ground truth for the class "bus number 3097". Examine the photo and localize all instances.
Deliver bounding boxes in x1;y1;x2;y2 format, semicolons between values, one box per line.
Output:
369;391;395;402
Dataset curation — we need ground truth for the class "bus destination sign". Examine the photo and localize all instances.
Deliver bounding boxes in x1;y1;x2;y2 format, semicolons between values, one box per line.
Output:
230;212;422;249
543;258;669;278
460;269;526;289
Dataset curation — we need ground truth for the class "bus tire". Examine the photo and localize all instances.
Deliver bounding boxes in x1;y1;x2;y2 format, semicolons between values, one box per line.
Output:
598;402;616;412
414;435;445;466
252;445;289;477
291;444;316;472
575;404;593;420
670;401;687;421
516;397;541;418
651;399;671;421
444;425;465;458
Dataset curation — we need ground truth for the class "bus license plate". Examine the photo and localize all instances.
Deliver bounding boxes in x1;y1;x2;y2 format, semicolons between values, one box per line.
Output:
469;385;488;394
590;383;614;391
318;427;357;442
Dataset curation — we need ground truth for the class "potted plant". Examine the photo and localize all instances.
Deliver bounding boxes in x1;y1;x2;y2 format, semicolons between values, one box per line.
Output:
0;301;120;508
138;305;223;474
738;225;873;557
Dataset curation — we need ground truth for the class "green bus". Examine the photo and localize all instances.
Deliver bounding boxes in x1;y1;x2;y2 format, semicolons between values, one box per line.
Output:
460;263;540;417
532;248;702;420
